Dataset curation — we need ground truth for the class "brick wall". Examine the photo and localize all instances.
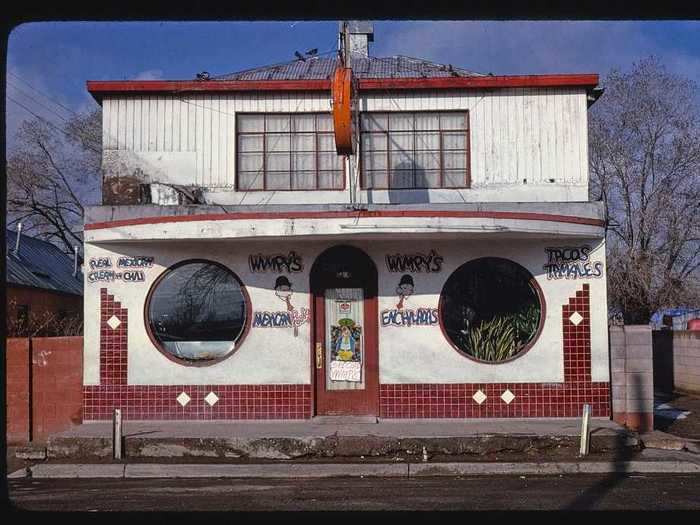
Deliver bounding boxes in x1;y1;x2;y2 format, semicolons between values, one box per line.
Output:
6;338;30;444
5;336;83;444
610;325;654;432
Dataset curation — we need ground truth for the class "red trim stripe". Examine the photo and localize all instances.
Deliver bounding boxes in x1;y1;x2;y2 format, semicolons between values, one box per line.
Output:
86;74;599;100
84;210;605;231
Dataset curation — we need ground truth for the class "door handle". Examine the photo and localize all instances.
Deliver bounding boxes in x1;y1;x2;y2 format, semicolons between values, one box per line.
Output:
315;342;323;369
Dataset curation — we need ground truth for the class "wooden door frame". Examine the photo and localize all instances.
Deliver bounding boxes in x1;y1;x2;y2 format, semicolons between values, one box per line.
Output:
309;245;379;417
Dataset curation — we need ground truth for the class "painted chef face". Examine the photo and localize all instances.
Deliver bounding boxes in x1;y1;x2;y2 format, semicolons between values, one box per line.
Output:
275;285;292;300
397;283;414;297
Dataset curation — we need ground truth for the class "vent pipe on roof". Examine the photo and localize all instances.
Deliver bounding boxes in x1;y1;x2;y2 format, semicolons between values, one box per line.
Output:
14;222;22;256
73;245;79;277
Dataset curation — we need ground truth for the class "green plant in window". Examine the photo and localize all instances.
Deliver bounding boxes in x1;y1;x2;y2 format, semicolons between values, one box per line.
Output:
465;315;518;362
461;303;539;362
513;302;541;346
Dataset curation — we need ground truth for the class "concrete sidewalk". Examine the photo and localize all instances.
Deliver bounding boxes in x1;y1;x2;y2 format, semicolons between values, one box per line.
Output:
10;449;700;480
42;417;638;460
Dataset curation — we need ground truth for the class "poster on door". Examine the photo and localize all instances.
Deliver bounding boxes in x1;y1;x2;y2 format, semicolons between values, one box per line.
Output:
329;318;362;382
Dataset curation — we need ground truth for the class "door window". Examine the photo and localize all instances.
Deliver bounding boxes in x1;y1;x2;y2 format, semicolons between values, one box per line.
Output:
324;287;365;390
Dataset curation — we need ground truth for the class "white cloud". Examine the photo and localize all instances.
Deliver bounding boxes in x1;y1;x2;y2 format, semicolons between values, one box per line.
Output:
132;69;163;80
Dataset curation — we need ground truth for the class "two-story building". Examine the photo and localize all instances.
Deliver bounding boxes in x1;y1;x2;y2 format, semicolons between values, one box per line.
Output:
82;22;610;422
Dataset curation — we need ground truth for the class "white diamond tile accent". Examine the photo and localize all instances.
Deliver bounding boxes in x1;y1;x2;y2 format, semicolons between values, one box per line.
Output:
472;390;487;405
107;315;121;330
569;311;583;326
205;392;219;406
176;392;191;407
501;389;515;404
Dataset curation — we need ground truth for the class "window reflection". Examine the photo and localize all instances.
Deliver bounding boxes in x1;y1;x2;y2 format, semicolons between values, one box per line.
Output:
441;258;541;363
148;261;247;363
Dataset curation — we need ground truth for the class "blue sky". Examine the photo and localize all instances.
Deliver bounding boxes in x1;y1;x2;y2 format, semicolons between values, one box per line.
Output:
6;20;700;149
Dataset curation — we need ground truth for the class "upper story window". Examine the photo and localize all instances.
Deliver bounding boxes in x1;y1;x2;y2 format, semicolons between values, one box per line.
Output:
236;113;345;191
360;111;470;189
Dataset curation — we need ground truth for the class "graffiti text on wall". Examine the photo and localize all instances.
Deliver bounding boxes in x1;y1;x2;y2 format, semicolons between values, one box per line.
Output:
87;256;153;283
381;308;439;327
252;308;311;329
385;250;443;273
249;251;303;273
543;246;603;280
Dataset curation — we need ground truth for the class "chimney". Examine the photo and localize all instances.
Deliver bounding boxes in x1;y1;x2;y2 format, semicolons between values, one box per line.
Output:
14;222;22;256
339;20;374;61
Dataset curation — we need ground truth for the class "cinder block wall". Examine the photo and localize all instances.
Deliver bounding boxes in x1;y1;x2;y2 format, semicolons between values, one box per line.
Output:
610;325;654;432
673;331;700;394
5;336;83;445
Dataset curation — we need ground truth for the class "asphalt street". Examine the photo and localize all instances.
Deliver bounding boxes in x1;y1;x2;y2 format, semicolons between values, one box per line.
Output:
7;474;700;511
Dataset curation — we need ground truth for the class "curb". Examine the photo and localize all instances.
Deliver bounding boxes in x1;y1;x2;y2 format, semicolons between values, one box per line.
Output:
12;460;700;480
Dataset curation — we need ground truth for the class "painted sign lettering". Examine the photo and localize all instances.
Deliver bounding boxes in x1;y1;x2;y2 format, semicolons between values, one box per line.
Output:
330;361;361;382
249;251;303;273
543;246;604;280
385;249;443;273
117;256;154;268
87;270;145;283
87;255;154;283
381;308;439;327
252;308;310;328
88;257;112;270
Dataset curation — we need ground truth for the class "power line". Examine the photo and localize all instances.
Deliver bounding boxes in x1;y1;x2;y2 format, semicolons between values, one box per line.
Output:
7;71;107;153
8;80;74;124
7;95;101;154
8;71;81;117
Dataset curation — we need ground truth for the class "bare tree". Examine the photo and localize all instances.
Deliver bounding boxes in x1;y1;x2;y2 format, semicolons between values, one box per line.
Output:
589;57;700;324
6;108;101;254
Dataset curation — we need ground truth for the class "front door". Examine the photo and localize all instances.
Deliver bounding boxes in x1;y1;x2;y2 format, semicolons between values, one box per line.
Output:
311;246;378;416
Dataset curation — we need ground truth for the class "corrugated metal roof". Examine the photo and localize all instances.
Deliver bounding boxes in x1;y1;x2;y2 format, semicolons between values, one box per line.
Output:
213;55;486;81
6;230;83;296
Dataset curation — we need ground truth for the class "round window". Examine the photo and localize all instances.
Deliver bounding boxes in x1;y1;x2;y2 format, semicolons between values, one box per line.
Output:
146;260;249;365
439;257;543;363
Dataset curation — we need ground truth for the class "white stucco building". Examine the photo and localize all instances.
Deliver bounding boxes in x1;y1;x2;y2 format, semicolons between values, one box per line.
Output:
82;22;610;421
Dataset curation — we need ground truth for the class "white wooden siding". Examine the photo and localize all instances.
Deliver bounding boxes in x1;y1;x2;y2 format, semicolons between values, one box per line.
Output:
101;88;588;191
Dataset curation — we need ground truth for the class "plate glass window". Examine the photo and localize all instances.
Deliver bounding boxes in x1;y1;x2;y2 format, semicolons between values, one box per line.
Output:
440;258;542;363
147;261;247;364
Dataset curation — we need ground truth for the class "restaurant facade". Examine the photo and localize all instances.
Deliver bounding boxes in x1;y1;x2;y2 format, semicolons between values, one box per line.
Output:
82;22;610;421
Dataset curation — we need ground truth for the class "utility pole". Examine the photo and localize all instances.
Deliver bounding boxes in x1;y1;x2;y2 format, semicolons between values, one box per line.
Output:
339;21;356;207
